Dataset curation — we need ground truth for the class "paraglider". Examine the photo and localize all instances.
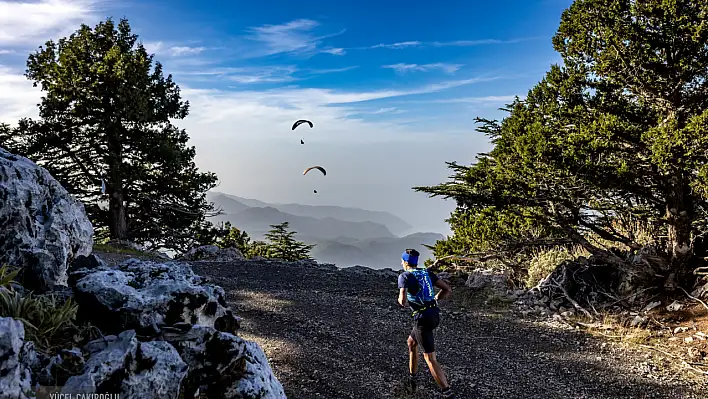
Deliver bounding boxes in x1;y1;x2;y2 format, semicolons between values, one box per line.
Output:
314;190;318;194
292;119;313;130
303;166;326;176
301;139;305;145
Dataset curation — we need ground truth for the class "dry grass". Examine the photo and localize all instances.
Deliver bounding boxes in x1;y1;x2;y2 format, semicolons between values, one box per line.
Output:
93;243;147;256
524;245;590;288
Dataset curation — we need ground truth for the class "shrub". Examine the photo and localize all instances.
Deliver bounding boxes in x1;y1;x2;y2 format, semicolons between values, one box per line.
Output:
524;245;590;288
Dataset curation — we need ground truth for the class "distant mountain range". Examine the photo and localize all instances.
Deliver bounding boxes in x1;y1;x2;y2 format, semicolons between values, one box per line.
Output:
207;192;444;269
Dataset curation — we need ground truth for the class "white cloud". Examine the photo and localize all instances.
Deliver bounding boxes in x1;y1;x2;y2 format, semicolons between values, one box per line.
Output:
431;39;526;47
142;41;207;57
169;46;206;57
0;0;98;47
321;47;345;56
429;95;520;104
382;63;463;74
0;50;14;54
179;66;299;84
142;40;165;55
0;65;40;123
244;19;345;57
356;38;536;51
368;41;421;49
304;66;358;75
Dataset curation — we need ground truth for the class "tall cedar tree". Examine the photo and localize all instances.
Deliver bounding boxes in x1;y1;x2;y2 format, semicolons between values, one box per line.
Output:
264;222;315;261
0;18;220;252
415;0;708;281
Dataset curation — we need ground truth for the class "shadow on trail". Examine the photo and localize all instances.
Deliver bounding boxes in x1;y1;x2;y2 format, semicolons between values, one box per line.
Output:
191;262;704;399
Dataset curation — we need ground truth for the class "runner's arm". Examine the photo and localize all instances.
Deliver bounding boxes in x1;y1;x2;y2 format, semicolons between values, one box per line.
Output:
398;288;407;307
434;279;452;300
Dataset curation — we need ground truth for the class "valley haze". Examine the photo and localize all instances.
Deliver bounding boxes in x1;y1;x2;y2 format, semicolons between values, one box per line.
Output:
208;191;444;269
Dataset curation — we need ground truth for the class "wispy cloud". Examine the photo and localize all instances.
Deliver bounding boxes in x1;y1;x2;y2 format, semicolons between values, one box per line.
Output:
0;50;14;55
431;38;530;47
368;41;422;49
143;41;208;57
357;37;538;51
321;47;346;56
0;0;99;47
244;19;345;57
179;66;300;84
0;65;40;122
169;46;207;57
428;95;520;104
382;63;463;74
303;66;359;75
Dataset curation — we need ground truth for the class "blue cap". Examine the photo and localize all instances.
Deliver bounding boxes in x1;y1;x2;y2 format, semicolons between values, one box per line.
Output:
402;252;419;266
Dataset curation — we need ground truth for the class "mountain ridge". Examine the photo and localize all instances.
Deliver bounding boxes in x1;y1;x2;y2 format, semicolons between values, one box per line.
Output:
207;191;443;269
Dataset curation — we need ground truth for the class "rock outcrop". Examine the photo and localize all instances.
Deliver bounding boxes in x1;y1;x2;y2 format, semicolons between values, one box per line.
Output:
63;330;188;398
0;317;34;399
70;258;239;335
0;147;93;292
0;148;284;398
163;325;285;399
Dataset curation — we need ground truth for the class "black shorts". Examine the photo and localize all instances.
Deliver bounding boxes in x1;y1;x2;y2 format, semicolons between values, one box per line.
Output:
410;312;440;353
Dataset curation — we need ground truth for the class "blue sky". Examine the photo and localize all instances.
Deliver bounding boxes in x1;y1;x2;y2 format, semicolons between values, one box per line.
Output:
0;0;573;234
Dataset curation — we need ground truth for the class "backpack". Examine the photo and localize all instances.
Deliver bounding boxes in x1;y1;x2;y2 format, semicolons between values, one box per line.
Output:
406;268;436;306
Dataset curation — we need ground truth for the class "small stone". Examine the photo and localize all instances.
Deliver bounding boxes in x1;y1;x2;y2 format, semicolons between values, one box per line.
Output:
666;301;683;312
685;337;694;343
630;315;646;327
674;327;689;334
643;301;661;312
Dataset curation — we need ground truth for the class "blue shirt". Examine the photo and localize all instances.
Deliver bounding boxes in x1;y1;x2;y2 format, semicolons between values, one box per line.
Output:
398;268;440;319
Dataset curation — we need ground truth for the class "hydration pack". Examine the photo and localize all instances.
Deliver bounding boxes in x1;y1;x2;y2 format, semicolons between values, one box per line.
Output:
406;268;436;306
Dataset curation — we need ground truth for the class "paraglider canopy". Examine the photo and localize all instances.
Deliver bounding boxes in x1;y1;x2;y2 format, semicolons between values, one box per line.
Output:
292;120;313;130
300;139;305;145
313;189;318;194
303;166;326;176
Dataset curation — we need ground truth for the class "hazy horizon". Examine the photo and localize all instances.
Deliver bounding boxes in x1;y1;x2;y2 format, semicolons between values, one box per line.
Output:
0;0;574;237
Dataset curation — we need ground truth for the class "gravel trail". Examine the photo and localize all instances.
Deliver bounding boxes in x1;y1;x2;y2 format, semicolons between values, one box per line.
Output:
184;260;707;399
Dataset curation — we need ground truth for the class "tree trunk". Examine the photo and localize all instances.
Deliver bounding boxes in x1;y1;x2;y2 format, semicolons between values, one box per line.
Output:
665;175;693;271
109;190;128;240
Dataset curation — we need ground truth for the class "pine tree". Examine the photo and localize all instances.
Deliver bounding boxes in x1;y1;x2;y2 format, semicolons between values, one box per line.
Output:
263;222;315;261
0;18;220;252
216;221;252;255
415;0;708;281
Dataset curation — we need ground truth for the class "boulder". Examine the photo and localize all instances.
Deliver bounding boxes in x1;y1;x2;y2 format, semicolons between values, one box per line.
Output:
34;347;85;387
63;330;188;398
465;268;512;292
180;245;245;262
70;258;239;335
0;148;93;293
162;325;285;399
0;317;35;399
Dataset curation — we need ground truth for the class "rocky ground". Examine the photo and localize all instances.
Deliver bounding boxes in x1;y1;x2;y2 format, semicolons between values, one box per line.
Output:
173;259;708;399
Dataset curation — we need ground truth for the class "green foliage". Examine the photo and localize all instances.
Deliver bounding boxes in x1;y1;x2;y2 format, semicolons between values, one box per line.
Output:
0;17;219;253
215;221;252;255
246;240;272;258
262;222;315;261
416;0;708;277
0;264;20;289
0;288;78;348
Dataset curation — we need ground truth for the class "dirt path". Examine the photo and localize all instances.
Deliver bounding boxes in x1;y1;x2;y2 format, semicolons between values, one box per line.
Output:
183;261;707;399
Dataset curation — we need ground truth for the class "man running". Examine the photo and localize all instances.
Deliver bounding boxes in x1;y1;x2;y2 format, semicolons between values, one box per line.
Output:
397;248;455;398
